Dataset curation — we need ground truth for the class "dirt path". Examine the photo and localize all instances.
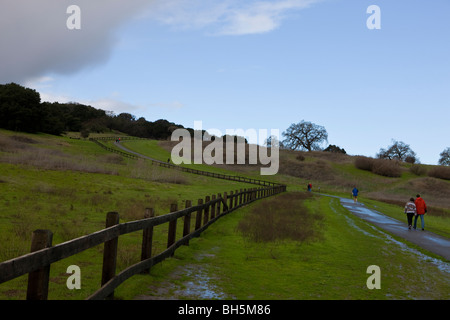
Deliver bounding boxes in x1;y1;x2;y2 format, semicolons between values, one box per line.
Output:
334;196;450;261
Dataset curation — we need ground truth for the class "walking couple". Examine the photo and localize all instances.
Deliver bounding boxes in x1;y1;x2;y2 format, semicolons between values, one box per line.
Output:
404;194;427;230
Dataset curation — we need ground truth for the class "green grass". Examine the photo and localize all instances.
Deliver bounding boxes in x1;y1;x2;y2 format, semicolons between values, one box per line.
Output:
116;193;449;300
116;139;171;163
0;131;257;299
0;130;449;300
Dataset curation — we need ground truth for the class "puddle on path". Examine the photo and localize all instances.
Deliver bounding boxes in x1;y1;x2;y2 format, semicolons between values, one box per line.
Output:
172;264;227;299
135;251;231;300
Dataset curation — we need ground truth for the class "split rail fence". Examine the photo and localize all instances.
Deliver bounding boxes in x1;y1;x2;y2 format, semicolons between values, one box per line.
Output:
0;136;286;299
0;185;286;300
90;137;281;187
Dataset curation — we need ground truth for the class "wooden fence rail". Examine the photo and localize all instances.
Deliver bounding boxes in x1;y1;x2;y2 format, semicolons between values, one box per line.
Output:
90;137;283;187
0;185;286;300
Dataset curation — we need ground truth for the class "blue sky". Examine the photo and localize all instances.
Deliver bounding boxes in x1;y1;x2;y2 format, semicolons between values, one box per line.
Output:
1;0;449;164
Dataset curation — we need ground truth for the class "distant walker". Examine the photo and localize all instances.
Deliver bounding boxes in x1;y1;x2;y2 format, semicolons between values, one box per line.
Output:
352;187;359;203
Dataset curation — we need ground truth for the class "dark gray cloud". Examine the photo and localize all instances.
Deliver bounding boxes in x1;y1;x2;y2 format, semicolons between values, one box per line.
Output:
0;0;320;84
0;0;152;84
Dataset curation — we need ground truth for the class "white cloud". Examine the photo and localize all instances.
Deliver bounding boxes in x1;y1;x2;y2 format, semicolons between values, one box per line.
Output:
146;0;321;35
0;0;154;84
24;76;55;90
1;0;319;118
25;76;184;116
0;0;321;85
87;98;146;115
24;77;143;114
40;91;145;115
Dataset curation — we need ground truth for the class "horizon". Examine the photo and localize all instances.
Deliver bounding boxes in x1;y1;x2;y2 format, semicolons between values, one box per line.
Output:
1;0;449;165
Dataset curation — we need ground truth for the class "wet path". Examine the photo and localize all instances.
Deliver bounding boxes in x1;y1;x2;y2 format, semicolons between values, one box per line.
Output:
334;196;450;261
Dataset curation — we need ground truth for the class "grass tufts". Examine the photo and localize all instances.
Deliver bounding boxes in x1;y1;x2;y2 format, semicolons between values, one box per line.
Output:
237;192;324;243
428;166;450;180
354;156;402;177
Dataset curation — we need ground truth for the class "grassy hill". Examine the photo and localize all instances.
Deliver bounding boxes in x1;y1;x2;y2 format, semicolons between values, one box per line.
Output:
0;129;449;299
157;137;450;235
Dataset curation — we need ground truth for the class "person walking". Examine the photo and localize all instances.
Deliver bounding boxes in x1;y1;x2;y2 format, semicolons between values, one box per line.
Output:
352;186;359;203
414;194;427;231
307;183;312;192
404;198;417;230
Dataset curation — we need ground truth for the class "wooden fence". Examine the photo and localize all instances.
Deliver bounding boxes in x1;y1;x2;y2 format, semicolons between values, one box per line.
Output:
90;137;282;187
0;185;286;300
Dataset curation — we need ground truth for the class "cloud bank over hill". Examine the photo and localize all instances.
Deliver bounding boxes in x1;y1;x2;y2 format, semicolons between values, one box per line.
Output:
0;0;151;83
0;0;319;83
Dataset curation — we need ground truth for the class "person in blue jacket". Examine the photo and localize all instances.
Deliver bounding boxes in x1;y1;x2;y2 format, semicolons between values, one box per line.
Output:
352;186;359;203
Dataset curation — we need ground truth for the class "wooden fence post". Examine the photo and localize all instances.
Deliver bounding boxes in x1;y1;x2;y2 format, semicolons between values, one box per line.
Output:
229;191;234;209
223;192;228;212
26;229;53;300
183;200;192;245
167;204;178;254
203;196;210;225
101;212;119;300
210;195;216;219
195;199;203;230
141;208;154;274
217;193;222;216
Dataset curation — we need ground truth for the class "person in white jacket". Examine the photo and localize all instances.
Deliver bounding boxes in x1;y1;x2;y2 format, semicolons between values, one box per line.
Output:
404;198;417;230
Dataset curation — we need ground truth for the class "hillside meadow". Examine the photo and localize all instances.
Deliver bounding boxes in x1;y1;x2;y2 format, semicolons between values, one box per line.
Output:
0;130;449;299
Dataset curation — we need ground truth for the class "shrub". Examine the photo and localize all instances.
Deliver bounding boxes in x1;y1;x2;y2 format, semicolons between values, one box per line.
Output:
410;164;426;176
371;159;402;177
10;135;38;144
354;156;402;177
279;158;333;181
428;166;450;180
102;154;124;165
237;192;324;243
354;156;374;171
324;144;346;154
404;155;417;164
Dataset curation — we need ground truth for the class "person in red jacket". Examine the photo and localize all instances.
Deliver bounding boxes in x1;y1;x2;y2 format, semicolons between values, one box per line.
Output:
414;194;427;231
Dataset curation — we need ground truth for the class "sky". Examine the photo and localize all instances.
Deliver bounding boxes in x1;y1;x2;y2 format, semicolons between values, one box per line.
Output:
1;0;449;165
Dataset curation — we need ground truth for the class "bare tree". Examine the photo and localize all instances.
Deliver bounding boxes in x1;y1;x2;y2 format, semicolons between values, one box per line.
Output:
282;120;328;151
438;147;450;166
377;140;418;163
